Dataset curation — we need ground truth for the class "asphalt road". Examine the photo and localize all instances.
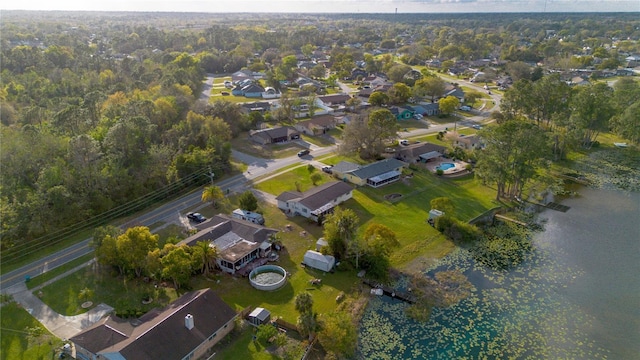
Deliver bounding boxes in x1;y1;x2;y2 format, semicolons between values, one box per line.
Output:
1;76;501;292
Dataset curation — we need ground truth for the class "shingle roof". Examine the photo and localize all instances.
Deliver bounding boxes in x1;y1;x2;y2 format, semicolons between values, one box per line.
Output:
71;289;236;360
396;142;446;159
276;181;353;212
351;158;406;180
331;161;361;174
184;214;278;246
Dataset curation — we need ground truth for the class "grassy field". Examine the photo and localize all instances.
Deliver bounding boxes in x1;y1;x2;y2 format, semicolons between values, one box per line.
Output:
1;301;62;360
253;165;334;195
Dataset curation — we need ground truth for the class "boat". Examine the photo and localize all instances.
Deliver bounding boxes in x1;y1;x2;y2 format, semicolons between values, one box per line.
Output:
614;142;628;148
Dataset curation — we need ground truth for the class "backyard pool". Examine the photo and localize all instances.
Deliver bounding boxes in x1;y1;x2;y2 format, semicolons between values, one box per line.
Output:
436;162;456;171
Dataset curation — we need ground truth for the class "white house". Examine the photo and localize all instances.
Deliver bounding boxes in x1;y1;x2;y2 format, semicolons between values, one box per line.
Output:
276;181;353;222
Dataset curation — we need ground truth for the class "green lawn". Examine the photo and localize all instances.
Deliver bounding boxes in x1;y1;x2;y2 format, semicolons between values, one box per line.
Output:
38;265;180;316
1;301;62;360
253;166;333;195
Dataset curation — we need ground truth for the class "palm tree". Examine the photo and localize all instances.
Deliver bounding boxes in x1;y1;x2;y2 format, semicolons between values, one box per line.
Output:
201;185;224;208
196;240;218;276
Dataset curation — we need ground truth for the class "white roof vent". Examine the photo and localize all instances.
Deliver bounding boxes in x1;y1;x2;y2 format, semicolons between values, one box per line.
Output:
185;314;194;330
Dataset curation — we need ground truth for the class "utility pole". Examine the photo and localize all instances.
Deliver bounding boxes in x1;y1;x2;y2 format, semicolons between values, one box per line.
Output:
206;167;215;186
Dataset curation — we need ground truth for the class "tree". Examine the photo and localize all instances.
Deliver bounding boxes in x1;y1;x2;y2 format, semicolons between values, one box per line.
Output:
256;324;278;344
346;96;362;112
202;185;225;208
117;226;159;277
295;292;321;341
322;207;360;264
387;83;412;104
506;61;532;82
317;311;357;358
475;119;549;200
361;223;400;279
439;95;460;115
340;109;398;159
368;91;389;107
387;64;412;83
414;76;446;103
161;245;193;289
430;197;455;216
238;190;258;211
569;83;615;148
310;172;323;186
195;240;218;276
463;91;483;107
613;101;640;145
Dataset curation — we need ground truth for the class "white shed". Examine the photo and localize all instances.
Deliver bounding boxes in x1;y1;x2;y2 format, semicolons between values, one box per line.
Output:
248;307;271;326
315;238;328;252
429;209;445;220
303;250;335;272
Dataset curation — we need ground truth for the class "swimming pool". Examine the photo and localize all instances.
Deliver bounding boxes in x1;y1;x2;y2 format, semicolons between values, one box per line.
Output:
436;162;455;171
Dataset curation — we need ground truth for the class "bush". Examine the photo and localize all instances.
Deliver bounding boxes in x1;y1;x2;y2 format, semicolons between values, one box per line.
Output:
256;323;278;344
435;215;482;244
436;169;444;176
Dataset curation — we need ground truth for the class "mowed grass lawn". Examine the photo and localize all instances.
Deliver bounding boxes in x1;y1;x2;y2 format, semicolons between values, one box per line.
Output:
1;301;62;360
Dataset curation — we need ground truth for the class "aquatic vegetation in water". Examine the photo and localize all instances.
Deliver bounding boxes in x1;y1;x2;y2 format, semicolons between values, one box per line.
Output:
406;270;475;322
358;239;609;359
574;149;640;191
471;222;534;270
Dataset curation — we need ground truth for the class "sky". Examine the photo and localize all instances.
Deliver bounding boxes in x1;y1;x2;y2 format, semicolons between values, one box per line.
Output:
2;0;639;13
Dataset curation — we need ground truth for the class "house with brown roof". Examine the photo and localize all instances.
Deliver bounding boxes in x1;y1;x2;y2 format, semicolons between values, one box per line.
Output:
332;158;407;188
450;133;484;150
276;181;353;222
318;94;352;109
395;142;447;163
71;289;236;360
249;126;300;145
294;115;338;136
181;214;279;275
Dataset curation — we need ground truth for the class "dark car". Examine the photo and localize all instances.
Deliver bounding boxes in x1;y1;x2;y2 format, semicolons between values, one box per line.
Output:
322;165;333;174
186;212;206;223
297;149;310;157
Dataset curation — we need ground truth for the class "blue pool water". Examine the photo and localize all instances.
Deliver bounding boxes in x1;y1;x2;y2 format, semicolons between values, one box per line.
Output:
436;162;455;171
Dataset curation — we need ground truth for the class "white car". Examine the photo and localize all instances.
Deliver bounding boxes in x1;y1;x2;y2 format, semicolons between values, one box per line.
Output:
399;140;409;146
460;105;472;111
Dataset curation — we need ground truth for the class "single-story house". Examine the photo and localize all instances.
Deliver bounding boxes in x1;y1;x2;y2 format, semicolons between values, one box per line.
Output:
71;289;236;360
390;106;415;120
276;181;353;222
406;105;427;116
262;87;280;99
443;85;465;102
421;103;441;116
249;126;300;145
303;250;335;272
336;158;407;188
181;214;278;274
294;115;338;136
241;101;271;114
241;83;266;98
450;133;484;150
248;307;271;327
318;94;352;108
395;142;447;163
350;67;368;79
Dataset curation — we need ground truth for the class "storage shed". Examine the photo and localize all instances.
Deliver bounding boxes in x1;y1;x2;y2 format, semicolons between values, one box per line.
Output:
248;307;271;326
303;250;335;272
315;238;328;252
429;209;445;220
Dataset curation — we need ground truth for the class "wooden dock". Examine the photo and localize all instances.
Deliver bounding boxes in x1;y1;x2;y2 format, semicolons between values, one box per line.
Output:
362;278;416;304
494;214;529;226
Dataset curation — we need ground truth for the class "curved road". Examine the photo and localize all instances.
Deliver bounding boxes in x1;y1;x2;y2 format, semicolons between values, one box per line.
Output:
1;76;501;292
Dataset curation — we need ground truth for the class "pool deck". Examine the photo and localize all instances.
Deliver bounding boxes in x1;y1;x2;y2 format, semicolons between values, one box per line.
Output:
428;159;469;175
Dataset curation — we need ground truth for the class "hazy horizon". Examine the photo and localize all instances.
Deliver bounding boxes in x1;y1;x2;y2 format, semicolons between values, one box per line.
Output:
2;0;639;14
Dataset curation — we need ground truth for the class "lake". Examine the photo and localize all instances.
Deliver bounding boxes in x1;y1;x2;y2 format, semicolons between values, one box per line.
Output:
358;187;640;359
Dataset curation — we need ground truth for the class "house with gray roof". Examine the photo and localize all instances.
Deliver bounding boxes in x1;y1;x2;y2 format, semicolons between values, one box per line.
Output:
249;126;300;145
294;115;338;136
333;158;407;188
71;289;236;360
395;142;447;163
181;214;278;274
276;181;353;222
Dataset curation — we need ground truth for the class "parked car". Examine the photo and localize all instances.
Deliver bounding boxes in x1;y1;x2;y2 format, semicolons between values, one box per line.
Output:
399;140;409;146
187;212;206;223
460;105;472;111
472;124;482;130
221;91;230;96
413;113;424;119
322;165;333;174
297;149;310;157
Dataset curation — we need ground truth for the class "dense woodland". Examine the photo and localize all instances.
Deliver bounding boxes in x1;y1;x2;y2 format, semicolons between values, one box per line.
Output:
1;11;639;260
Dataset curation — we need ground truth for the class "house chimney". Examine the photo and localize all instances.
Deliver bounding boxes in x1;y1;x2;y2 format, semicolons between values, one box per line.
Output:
185;314;194;330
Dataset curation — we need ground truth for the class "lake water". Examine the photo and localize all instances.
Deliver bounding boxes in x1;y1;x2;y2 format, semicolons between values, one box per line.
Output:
358;187;640;359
